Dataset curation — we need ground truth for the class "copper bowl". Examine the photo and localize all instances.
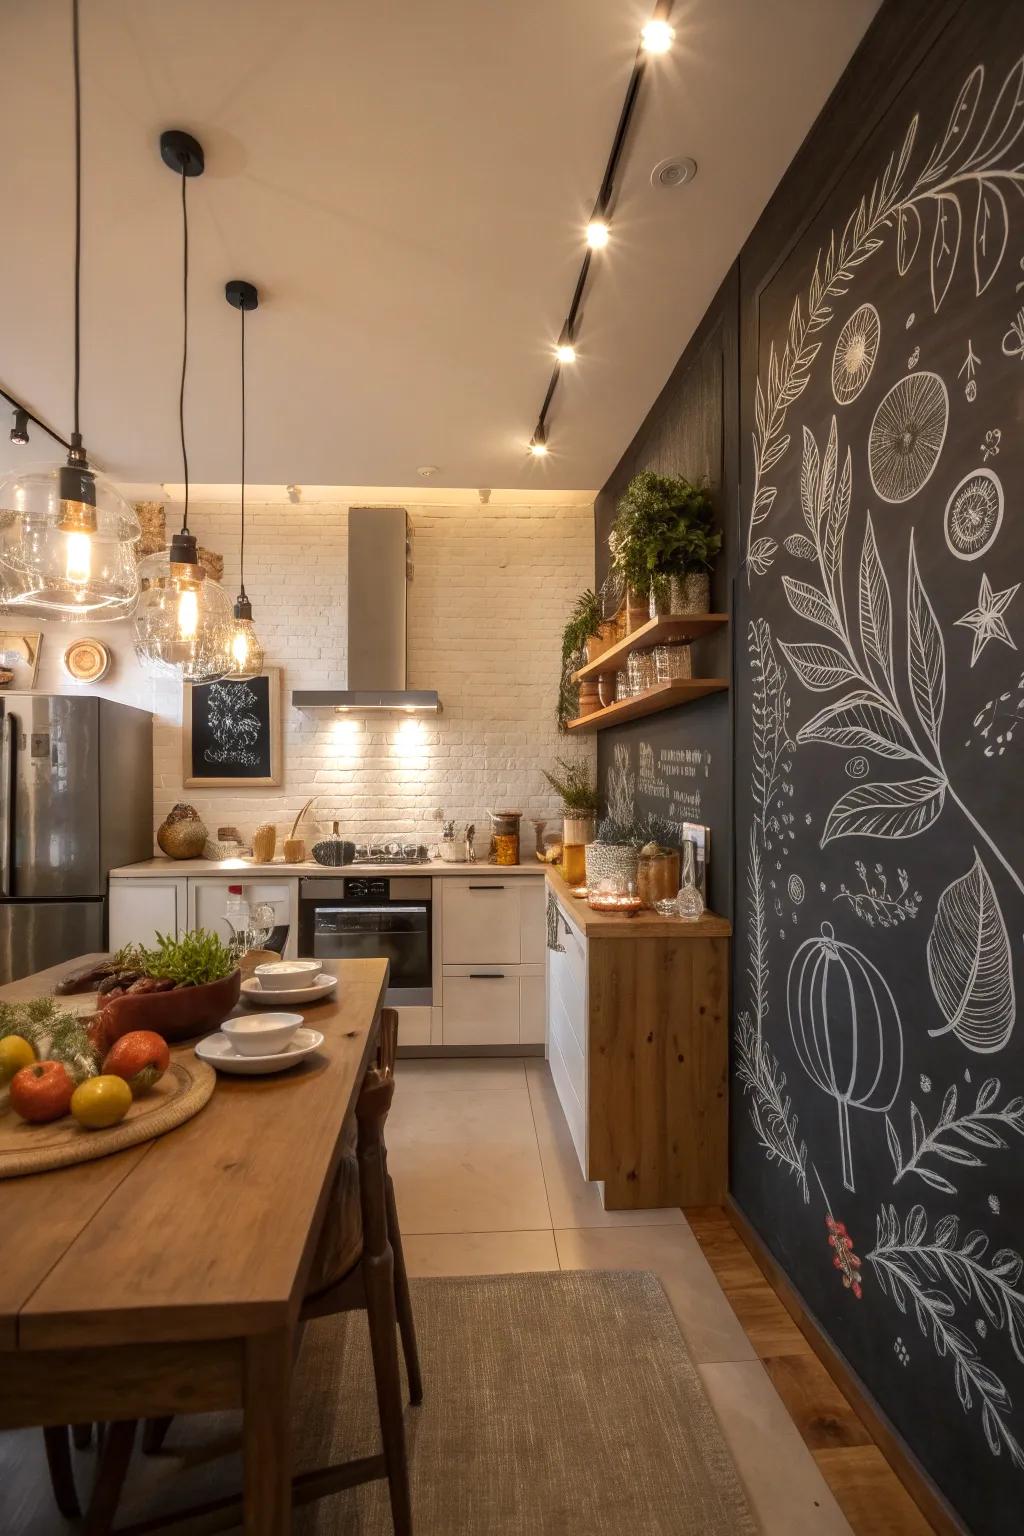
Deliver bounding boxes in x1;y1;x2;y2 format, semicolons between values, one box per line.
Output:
103;970;242;1044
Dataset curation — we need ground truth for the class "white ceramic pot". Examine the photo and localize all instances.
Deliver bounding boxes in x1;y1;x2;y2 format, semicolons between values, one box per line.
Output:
221;1011;305;1057
253;959;323;992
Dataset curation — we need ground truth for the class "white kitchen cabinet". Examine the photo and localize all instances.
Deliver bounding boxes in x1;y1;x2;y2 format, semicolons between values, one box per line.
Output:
187;878;296;954
438;875;546;1046
519;973;546;1045
441;973;521;1046
520;879;546;965
108;878;186;951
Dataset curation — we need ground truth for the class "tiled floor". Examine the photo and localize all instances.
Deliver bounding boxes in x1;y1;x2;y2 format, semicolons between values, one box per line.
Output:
391;1057;866;1534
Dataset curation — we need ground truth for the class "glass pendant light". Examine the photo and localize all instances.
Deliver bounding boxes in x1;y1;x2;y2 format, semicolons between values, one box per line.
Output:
220;279;265;680
0;0;140;620
133;131;231;682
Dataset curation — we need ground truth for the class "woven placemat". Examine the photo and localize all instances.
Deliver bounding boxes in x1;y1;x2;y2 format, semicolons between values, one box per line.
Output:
0;1054;216;1179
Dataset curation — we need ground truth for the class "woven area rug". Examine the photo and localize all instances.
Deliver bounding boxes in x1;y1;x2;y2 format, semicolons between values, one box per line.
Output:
110;1270;758;1535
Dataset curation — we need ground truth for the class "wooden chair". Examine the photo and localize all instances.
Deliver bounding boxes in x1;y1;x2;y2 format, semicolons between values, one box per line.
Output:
44;1007;421;1535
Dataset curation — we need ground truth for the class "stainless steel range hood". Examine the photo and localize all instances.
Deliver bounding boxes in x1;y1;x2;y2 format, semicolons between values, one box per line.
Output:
292;506;440;715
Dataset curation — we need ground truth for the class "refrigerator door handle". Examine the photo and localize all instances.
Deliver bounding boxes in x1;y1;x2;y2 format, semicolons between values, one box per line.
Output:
0;714;14;898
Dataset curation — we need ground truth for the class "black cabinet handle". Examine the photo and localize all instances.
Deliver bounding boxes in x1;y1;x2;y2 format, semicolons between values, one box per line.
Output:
469;972;505;979
468;884;505;890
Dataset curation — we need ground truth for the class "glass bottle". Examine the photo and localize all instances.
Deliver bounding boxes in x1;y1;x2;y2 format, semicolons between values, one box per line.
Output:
676;841;705;922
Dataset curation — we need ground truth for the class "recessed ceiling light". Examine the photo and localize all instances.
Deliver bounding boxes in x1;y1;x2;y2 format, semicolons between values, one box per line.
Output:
641;19;675;54
417;465;439;478
651;155;698;190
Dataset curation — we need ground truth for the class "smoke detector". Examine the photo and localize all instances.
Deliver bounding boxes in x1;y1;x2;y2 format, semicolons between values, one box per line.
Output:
417;465;439;479
651;155;697;190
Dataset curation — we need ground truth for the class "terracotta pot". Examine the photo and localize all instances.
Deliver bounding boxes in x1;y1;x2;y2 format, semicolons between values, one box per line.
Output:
577;680;601;717
671;570;711;615
585;634;607;664
103;969;242;1044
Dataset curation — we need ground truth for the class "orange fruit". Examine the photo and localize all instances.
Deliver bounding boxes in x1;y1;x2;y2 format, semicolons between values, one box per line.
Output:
71;1074;132;1130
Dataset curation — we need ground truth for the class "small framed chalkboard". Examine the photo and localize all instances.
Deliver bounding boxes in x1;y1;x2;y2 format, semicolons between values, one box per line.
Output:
183;668;282;787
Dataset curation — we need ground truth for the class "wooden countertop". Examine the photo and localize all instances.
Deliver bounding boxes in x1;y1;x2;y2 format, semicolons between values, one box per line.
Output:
110;857;545;878
544;866;732;939
0;954;386;1351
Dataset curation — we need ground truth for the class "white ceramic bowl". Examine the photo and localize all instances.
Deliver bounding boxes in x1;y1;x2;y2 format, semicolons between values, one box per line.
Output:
221;1012;305;1057
253;958;323;992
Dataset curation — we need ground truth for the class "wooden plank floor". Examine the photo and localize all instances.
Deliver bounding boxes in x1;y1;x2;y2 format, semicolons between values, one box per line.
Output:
687;1208;936;1536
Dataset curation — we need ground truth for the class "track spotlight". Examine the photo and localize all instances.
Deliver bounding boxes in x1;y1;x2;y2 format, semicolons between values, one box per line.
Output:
641;19;675;54
586;219;610;250
9;411;29;446
529;429;549;458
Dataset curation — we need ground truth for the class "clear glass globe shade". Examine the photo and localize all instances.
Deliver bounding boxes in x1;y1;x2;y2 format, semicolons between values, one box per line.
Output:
222;616;265;681
0;461;141;620
133;548;233;682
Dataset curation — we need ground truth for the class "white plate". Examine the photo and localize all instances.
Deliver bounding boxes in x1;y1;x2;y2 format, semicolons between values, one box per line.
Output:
196;1027;325;1075
240;972;338;1006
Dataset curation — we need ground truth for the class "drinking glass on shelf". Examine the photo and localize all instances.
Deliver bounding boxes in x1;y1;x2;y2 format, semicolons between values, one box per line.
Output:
627;647;656;695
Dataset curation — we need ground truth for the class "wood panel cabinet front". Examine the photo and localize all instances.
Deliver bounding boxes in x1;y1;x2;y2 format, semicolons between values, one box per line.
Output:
441;973;521;1045
441;880;523;964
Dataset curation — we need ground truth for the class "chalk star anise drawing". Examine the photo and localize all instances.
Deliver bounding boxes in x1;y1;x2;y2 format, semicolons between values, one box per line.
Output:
956;574;1020;668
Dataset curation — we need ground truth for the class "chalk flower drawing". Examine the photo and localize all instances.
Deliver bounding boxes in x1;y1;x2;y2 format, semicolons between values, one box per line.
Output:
944;468;1004;559
955;573;1019;667
834;861;921;928
868;1206;1024;1468
966;671;1024;757
868;371;949;504
788;922;903;1192
825;1211;864;1299
831;302;880;404
927;851;1015;1053
886;1077;1024;1194
746;55;1024;577
203;682;261;767
779;418;1024;909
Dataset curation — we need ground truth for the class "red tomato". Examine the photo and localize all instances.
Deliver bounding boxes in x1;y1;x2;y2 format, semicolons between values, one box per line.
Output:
9;1060;74;1123
102;1030;171;1095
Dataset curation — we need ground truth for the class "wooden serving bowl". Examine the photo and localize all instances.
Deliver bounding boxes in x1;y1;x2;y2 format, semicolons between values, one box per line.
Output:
103;970;242;1044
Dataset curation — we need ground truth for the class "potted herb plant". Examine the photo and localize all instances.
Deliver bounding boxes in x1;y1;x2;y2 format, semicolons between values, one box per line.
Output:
557;588;604;729
609;470;722;618
542;756;600;845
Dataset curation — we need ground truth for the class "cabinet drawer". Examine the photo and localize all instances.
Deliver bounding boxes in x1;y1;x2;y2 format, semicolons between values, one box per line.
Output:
442;881;521;964
442;973;520;1045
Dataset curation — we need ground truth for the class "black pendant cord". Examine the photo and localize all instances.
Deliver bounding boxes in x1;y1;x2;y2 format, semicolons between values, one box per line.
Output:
179;167;190;532
70;0;82;452
238;305;247;602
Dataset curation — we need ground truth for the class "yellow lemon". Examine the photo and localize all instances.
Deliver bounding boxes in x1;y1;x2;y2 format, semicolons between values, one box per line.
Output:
71;1074;132;1130
0;1035;36;1086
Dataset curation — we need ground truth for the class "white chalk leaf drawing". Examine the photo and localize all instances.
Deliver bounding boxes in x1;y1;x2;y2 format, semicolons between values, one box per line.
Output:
783;533;818;561
945;469;1004;560
779;642;859;693
832;302;881;404
859;515;894;690
834;861;921;929
955;574;1020;668
886;1077;1024;1193
749;618;793;841
868;1204;1024;1467
907;534;946;753
821;777;947;845
927;850;1016;1053
868;372;949;505
735;1010;810;1202
782;420;1024;902
745;55;1024;576
605;742;635;826
788;923;903;1192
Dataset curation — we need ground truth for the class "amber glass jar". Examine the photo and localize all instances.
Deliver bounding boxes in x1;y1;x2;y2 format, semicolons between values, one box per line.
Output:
637;847;681;909
561;843;586;886
489;809;521;865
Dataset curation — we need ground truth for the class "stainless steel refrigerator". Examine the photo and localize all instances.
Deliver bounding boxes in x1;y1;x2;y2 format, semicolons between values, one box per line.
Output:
0;695;153;983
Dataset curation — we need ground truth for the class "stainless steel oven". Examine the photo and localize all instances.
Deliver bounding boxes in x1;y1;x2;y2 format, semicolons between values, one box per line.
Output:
298;877;432;1005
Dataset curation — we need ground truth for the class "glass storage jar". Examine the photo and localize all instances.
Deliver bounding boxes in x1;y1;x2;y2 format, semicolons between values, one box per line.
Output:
637;846;681;909
586;875;643;915
627;647;656;695
561;842;587;887
488;809;521;865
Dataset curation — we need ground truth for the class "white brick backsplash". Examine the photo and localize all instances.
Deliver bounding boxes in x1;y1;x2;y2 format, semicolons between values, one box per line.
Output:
29;498;595;854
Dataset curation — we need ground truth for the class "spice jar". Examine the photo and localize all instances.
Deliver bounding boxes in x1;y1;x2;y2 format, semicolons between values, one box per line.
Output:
488;810;521;865
637;845;681;909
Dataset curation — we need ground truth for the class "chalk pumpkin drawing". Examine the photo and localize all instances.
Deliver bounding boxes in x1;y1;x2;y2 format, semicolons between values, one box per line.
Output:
734;41;1024;1520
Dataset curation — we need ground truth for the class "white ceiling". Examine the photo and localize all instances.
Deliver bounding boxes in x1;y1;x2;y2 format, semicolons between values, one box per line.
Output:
0;0;879;493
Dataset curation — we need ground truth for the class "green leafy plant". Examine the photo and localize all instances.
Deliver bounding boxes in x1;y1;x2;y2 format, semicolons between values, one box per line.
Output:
595;815;647;847
542;756;600;815
610;470;722;593
0;999;100;1083
143;928;237;987
557;588;603;732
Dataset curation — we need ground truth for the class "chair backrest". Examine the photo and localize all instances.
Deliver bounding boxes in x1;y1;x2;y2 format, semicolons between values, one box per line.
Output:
375;1006;398;1080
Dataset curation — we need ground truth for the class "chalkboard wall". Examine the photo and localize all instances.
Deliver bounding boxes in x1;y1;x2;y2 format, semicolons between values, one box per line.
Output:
594;4;1024;1528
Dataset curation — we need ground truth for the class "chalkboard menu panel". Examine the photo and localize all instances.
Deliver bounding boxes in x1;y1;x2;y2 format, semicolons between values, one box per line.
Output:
184;668;281;787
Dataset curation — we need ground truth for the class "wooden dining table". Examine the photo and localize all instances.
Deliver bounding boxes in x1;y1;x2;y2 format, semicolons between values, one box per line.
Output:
0;954;387;1535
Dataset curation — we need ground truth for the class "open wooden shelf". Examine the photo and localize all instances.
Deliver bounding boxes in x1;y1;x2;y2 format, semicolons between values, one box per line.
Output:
572;613;728;683
565;677;729;731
